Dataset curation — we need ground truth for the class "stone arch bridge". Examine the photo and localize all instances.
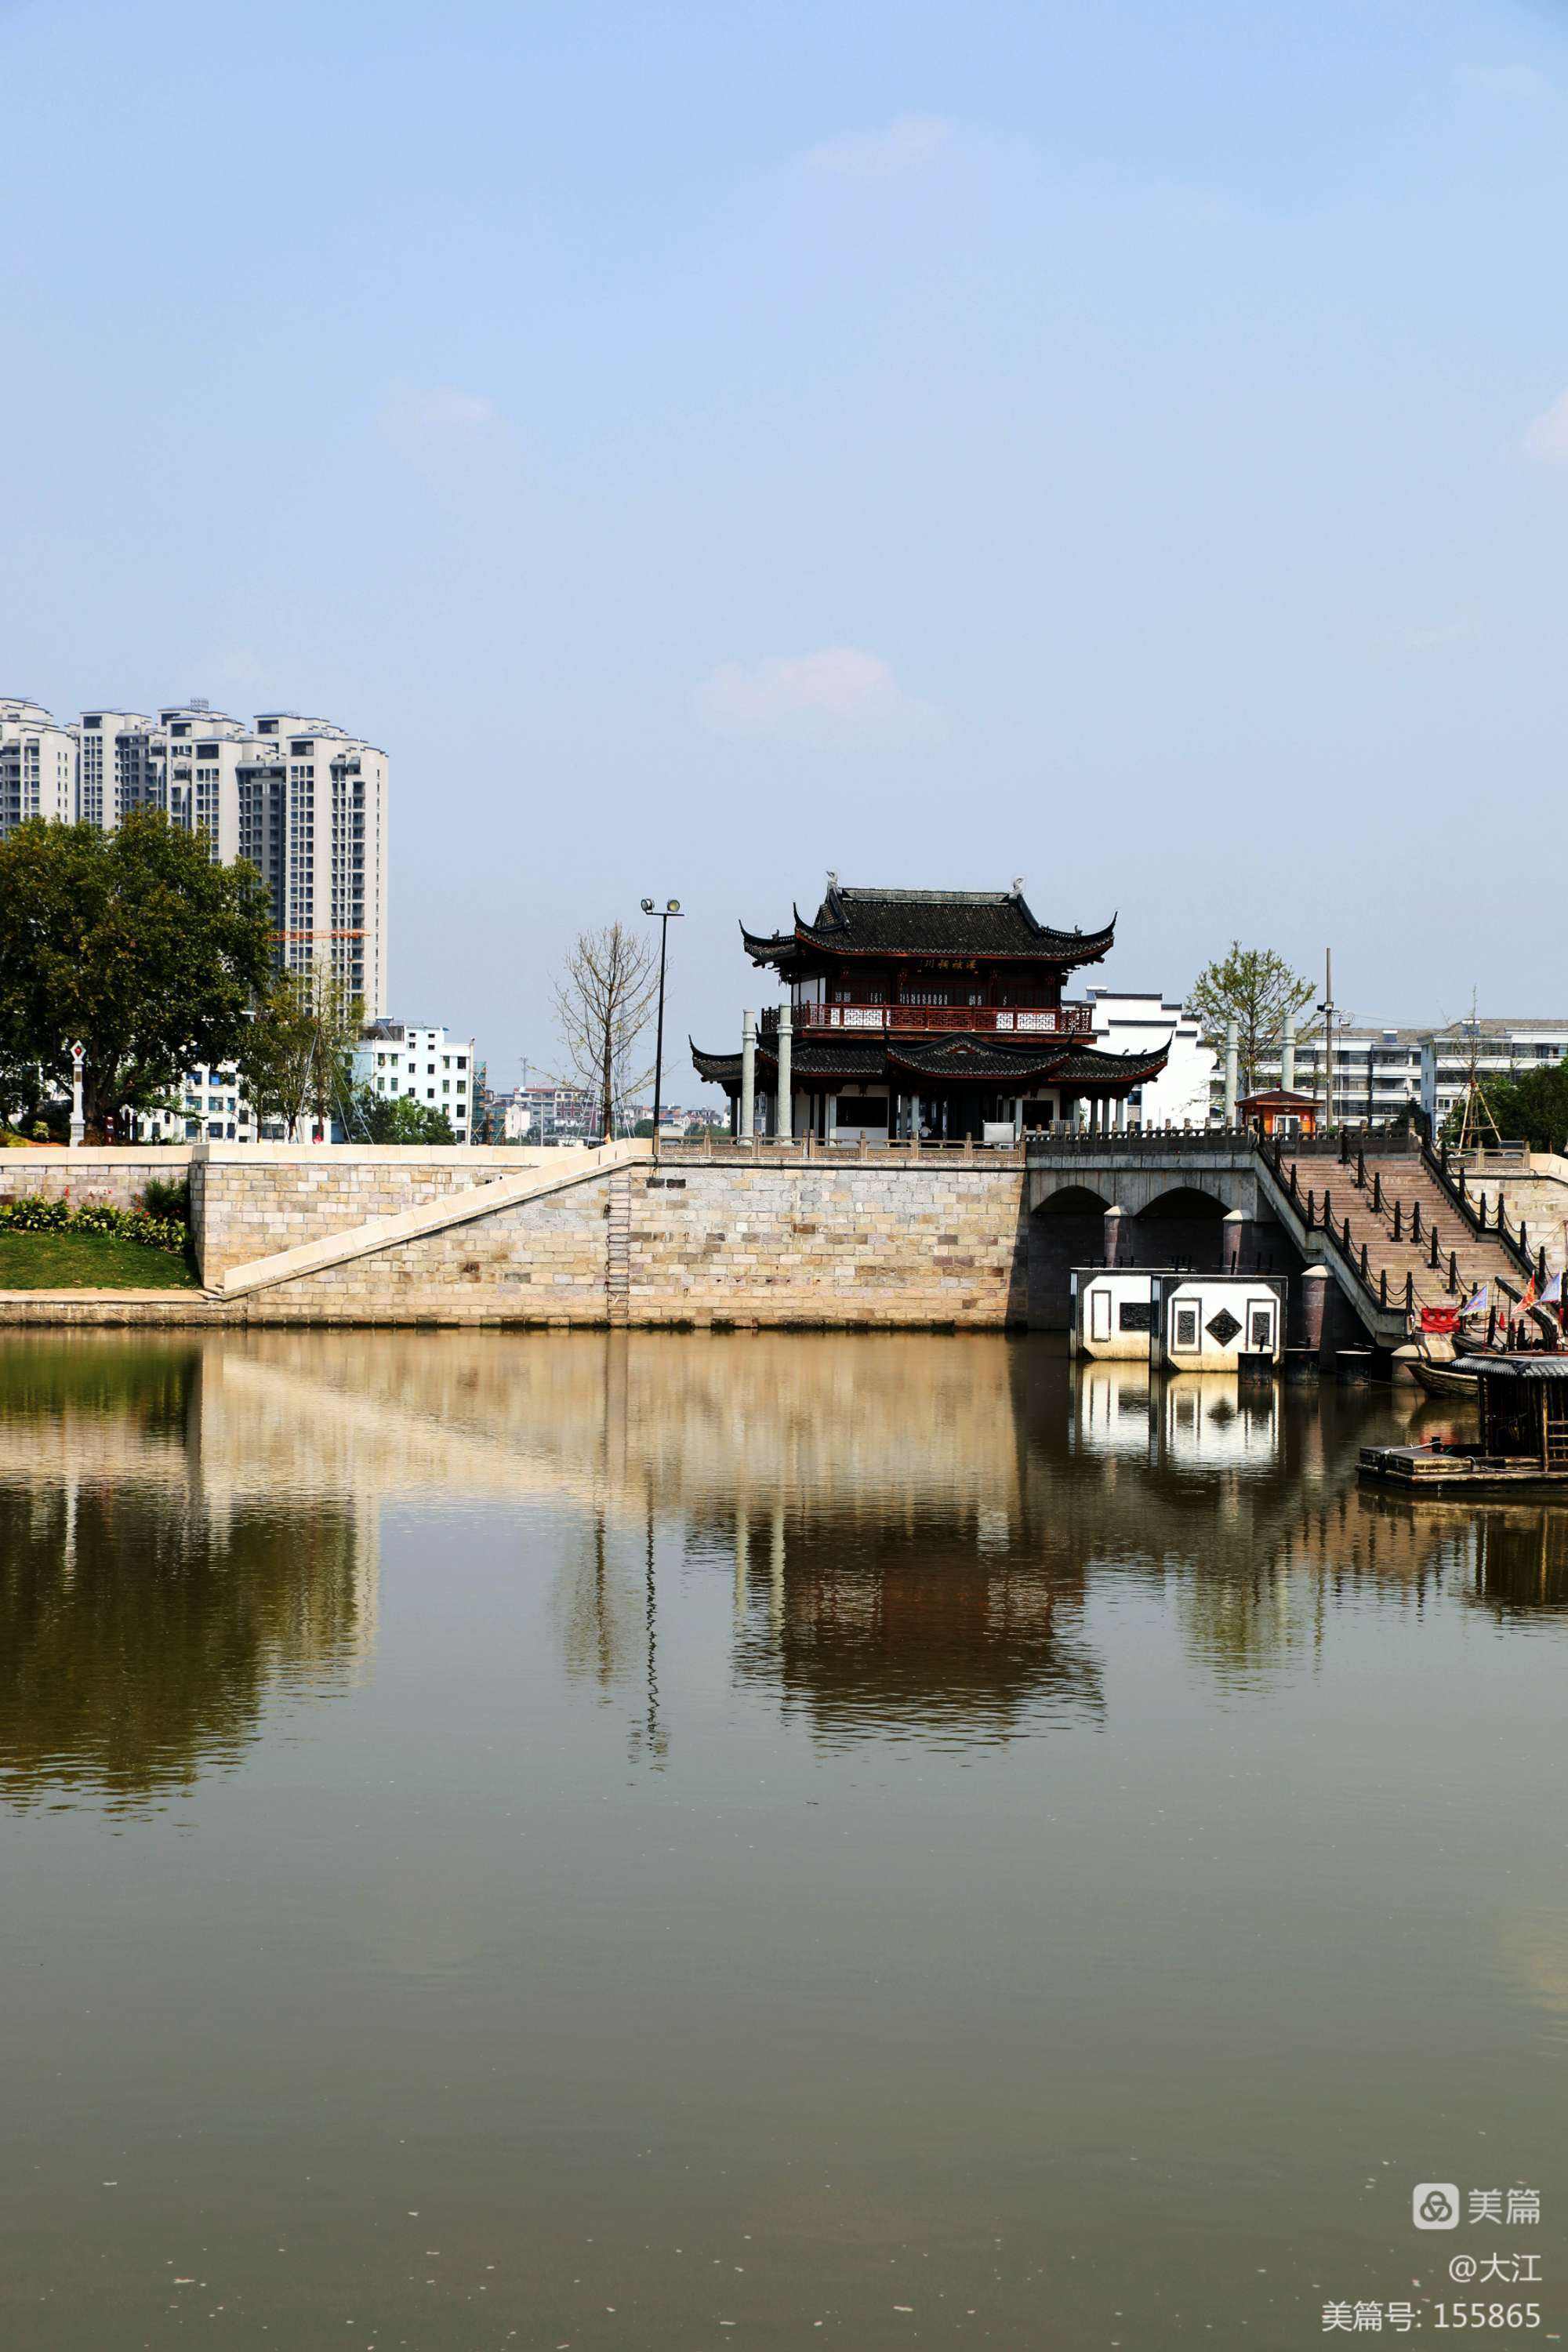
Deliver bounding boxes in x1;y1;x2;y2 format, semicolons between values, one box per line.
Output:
1026;1135;1264;1220
1024;1134;1283;1330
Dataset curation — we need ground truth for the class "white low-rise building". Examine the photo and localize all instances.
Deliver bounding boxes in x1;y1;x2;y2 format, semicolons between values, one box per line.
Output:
1421;1020;1568;1129
356;1022;474;1139
500;1084;598;1143
1232;1016;1568;1129
1087;989;1216;1127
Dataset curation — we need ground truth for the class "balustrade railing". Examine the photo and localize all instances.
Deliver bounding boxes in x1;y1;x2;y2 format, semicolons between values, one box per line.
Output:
765;1001;1095;1038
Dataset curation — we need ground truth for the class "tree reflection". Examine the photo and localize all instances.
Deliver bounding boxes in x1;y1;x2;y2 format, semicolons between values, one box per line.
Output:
0;1341;372;1811
0;1480;368;1810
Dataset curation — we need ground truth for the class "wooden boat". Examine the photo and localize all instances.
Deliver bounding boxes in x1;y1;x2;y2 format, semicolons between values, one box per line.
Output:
1410;1356;1479;1399
1361;1356;1568;1492
1410;1322;1492;1397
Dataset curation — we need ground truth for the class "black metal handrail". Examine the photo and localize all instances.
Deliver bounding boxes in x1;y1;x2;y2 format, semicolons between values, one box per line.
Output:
1421;1135;1533;1279
1257;1131;1416;1322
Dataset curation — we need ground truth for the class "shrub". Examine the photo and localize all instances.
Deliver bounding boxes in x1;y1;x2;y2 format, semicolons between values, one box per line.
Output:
141;1175;191;1225
0;1197;188;1255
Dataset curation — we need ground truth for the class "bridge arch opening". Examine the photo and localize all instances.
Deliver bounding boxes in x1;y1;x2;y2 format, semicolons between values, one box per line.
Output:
1127;1185;1226;1276
1138;1185;1227;1221
1025;1185;1110;1331
1033;1184;1112;1216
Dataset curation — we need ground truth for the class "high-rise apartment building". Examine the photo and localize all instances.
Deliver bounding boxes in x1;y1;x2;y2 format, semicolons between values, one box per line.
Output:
0;695;389;1017
77;710;158;828
235;713;389;1018
0;698;77;829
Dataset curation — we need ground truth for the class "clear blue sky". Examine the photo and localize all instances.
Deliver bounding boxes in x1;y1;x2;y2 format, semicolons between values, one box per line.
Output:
5;0;1566;1087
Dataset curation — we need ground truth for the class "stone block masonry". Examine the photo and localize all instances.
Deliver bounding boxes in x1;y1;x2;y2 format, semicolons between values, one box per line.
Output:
193;1142;604;1283
0;1143;1040;1327
0;1145;192;1214
238;1157;1033;1327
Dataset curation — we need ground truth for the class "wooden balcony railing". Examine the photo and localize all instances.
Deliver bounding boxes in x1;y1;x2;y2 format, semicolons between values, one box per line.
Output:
763;1002;1094;1039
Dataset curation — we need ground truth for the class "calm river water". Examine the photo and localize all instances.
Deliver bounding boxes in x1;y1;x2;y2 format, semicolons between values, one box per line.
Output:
1;1332;1564;2351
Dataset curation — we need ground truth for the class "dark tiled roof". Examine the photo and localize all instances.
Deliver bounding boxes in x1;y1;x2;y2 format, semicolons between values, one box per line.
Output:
1047;1044;1170;1084
884;1036;1074;1083
743;884;1115;967
690;1037;888;1086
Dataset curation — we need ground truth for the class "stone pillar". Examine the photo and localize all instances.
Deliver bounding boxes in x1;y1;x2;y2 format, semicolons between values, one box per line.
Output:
1223;1018;1240;1127
1102;1203;1126;1266
1301;1264;1330;1364
1280;1008;1296;1096
826;1093;838;1143
776;1004;793;1141
741;1011;756;1140
910;1093;921;1145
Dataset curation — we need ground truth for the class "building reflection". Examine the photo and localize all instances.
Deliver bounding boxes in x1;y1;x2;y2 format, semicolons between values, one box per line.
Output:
0;1329;1560;1797
728;1499;1104;1747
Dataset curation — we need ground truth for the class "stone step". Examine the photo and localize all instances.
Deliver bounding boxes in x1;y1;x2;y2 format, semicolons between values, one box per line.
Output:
214;1141;650;1300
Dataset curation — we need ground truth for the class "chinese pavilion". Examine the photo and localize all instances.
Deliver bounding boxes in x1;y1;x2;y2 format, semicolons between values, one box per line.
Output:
691;880;1169;1142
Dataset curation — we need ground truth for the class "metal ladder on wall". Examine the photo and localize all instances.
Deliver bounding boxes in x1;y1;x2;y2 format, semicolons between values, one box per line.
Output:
605;1167;631;1326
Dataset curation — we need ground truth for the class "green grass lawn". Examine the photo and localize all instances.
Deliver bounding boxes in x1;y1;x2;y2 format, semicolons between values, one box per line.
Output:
0;1231;201;1290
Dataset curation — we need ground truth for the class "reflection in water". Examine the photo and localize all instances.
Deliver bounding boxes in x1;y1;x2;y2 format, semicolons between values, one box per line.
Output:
731;1501;1104;1747
1;1330;1564;1808
5;1329;1568;2352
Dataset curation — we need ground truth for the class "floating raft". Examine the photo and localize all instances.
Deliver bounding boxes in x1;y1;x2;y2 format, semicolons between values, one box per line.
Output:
1361;1353;1568;1493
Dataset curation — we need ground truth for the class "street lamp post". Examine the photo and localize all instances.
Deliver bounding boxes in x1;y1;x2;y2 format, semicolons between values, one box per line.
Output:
640;898;684;1159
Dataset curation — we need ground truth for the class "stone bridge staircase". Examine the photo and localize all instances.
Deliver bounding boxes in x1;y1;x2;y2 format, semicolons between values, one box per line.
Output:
1257;1134;1535;1343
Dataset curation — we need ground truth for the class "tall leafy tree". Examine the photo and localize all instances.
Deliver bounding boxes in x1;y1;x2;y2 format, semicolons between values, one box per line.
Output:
302;965;363;1135
234;973;318;1136
237;964;364;1139
1188;943;1316;1098
0;812;274;1136
1455;1062;1568;1154
349;1087;456;1144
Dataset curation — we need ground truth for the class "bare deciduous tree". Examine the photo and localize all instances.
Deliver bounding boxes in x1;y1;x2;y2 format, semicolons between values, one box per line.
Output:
552;923;659;1138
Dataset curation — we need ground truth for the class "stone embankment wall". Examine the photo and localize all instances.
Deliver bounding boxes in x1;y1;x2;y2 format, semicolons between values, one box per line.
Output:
1461;1159;1568;1279
0;1145;192;1214
194;1145;589;1282
243;1159;1033;1327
